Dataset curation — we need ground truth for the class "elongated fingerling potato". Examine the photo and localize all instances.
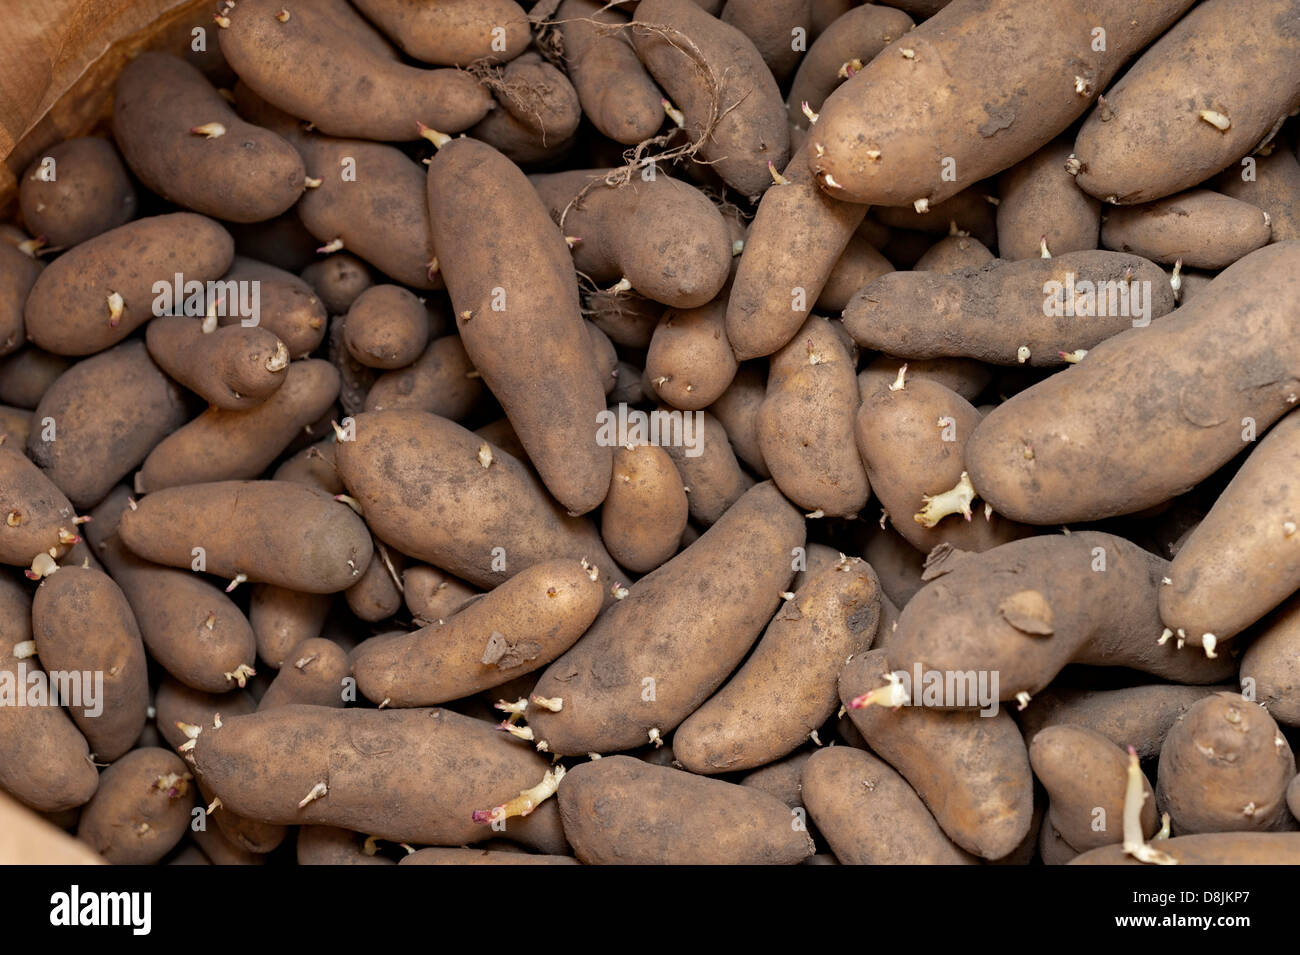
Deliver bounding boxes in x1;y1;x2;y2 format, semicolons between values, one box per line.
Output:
1101;189;1271;269
557;755;813;864
558;0;664;144
18;138;136;249
146;317;288;410
350;0;530;65
113;53;304;222
76;748;192;864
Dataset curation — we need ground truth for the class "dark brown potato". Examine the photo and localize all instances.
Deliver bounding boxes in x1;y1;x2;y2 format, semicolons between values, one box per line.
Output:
470;54;582;165
297;825;395;865
343;285;431;371
558;0;664;145
0;242;40;357
76;748;193;865
256;637;350;711
0;445;80;569
249;585;333;670
300;254;373;315
146;317;289;410
0;348;70;409
18;138;136;248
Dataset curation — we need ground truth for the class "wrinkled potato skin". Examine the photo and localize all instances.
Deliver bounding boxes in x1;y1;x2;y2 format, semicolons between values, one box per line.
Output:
19;138;136;248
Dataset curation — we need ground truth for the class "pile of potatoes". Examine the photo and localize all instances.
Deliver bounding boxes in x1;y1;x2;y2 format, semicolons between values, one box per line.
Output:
3;0;1300;866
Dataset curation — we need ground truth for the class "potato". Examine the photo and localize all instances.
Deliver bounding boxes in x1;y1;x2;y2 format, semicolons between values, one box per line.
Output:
257;638;350;711
350;0;530;65
1016;684;1228;759
273;439;343;495
558;0;664;145
76;748;192;864
87;487;257;693
708;363;768;476
344;545;404;623
1100;190;1271;269
428;138;611;515
557;756;813;864
843;251;1174;367
343;285;430;370
816;236;894;312
997;138;1101;260
218;257;328;358
1030;726;1155;853
801;746;976;864
1218;146;1300;243
662;408;753;525
353;559;602;706
1289;774;1300;821
757;316;869;517
739;750;812;810
870;183;998;246
1241;595;1300;727
400;847;576;865
1071;832;1300;865
300;254;373;315
726;143;867;360
403;566;478;627
146;317;288;410
967;242;1300;524
0;406;29;447
190;822;265;866
0;348;69;409
113;53;304;222
786;3;915;125
858;523;926;611
839;648;1034;859
1074;0;1300;205
329;314;376;417
861;354;992;403
888;533;1235;706
632;0;790;196
528;481;803;755
1161;411;1300;649
807;0;1195;206
675;556;880;773
721;0;811;83
31;566;149;762
297;826;394;866
601;444;688;573
18;138;136;249
0;243;41;354
913;234;995;272
248;585;332;670
0;791;104;864
119;481;371;594
1157;692;1295;834
855;367;1027;552
192;704;560;847
138;360;339;492
532;169;732;309
0;445;80;568
0;573;98;812
585;287;662;347
470;54;582;165
219;0;491;141
335;410;620;592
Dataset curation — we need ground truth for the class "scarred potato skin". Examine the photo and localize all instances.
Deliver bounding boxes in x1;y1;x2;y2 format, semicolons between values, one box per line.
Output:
632;0;790;196
1100;190;1271;269
1156;692;1296;835
758;316;869;517
191;705;558;847
531;169;732;310
1071;832;1300;865
558;0;664;145
76;748;193;865
839;648;1034;860
18;138;136;249
119;481;372;594
1029;726;1155;853
967;242;1300;524
801;746;976;865
528;482;804;755
335;410;620;593
807;0;1196;206
352;559;603;706
1074;0;1300;206
787;3;915;125
28;341;188;509
843;251;1174;367
146;318;288;410
1161;411;1300;648
674;556;881;774
601;444;688;573
0;446;79;568
138;359;340;492
557;756;814;864
350;0;531;65
428;139;610;515
997;138;1101;260
31;566;149;762
23;213;234;356
112;53;304;223
726;143;867;361
218;0;491;141
363;336;483;419
0;574;99;813
343;285;430;370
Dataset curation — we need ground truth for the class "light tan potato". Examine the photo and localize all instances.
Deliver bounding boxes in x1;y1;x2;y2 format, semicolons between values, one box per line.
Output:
913;234;996;272
273;439;344;495
350;0;530;65
739;750;812;810
402;566;479;626
1241;594;1300;727
871;185;998;247
1101;190;1271;269
662;408;753;525
558;0;664;144
601;444;688;573
997;138;1101;260
249;585;332;670
816;235;894;311
344;545;404;622
644;295;737;410
361;335;483;420
708;362;769;477
343;285;431;371
1218;146;1300;243
0;791;104;864
257;637;350;711
77;748;192;865
721;0;811;83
